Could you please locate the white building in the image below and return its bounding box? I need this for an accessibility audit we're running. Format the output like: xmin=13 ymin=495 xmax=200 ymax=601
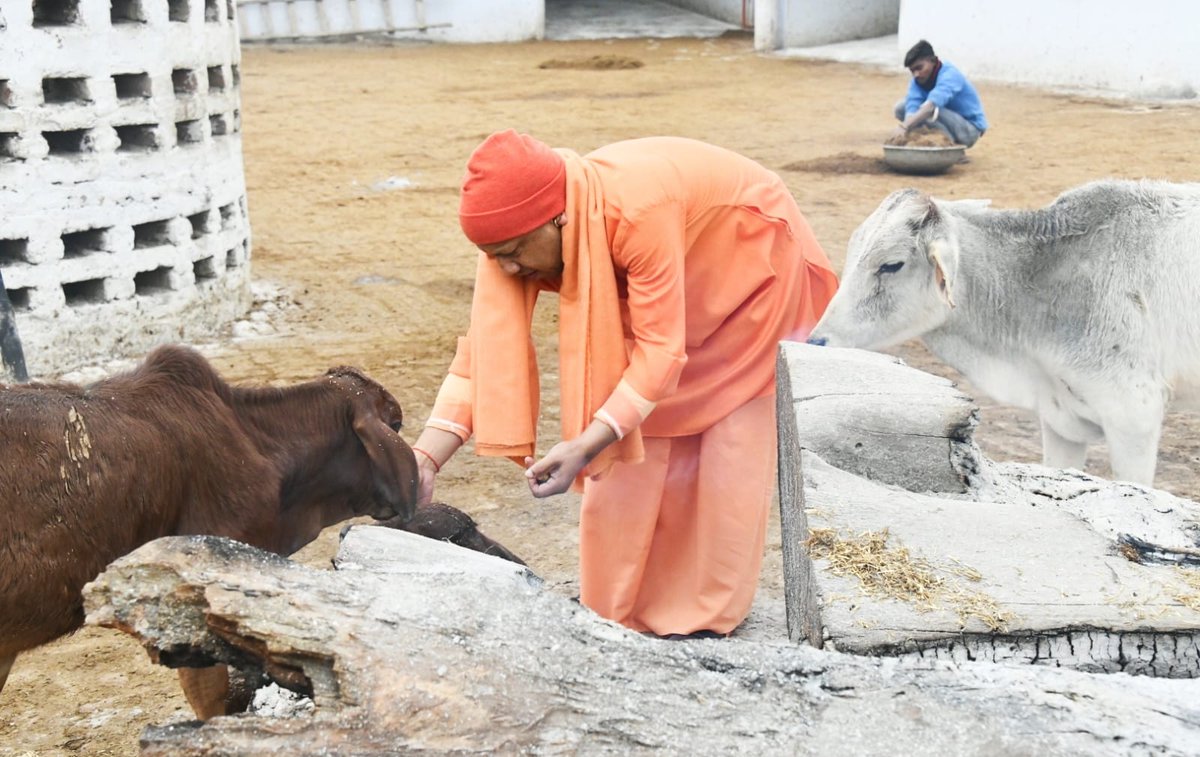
xmin=235 ymin=0 xmax=1197 ymax=100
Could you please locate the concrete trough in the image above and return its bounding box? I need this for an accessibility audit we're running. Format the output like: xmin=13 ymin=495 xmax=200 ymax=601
xmin=777 ymin=342 xmax=1200 ymax=677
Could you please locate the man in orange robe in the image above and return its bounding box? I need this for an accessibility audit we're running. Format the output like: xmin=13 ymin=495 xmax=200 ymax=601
xmin=412 ymin=130 xmax=838 ymax=637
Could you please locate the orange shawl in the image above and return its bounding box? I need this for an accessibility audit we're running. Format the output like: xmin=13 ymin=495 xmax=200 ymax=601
xmin=457 ymin=149 xmax=644 ymax=486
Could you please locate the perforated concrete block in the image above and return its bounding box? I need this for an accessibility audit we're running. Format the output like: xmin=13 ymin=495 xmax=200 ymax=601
xmin=0 ymin=0 xmax=251 ymax=376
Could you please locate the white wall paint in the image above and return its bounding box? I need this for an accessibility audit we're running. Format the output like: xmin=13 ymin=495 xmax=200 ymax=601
xmin=900 ymin=0 xmax=1200 ymax=98
xmin=773 ymin=0 xmax=899 ymax=48
xmin=664 ymin=0 xmax=751 ymax=28
xmin=237 ymin=0 xmax=543 ymax=43
xmin=0 ymin=0 xmax=251 ymax=376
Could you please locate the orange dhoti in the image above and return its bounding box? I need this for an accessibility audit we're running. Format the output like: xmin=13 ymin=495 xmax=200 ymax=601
xmin=580 ymin=394 xmax=776 ymax=635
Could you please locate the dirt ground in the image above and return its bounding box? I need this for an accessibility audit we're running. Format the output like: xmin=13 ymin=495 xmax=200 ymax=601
xmin=3 ymin=34 xmax=1200 ymax=755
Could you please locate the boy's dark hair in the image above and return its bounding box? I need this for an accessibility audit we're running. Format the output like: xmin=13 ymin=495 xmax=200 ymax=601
xmin=904 ymin=40 xmax=936 ymax=68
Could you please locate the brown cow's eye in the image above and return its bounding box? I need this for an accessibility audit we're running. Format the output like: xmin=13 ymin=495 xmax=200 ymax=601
xmin=388 ymin=420 xmax=402 ymax=432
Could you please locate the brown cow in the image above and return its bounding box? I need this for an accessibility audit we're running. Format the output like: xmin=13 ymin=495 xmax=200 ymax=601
xmin=0 ymin=344 xmax=419 ymax=715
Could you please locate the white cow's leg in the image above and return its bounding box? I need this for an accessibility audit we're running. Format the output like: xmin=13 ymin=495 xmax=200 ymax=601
xmin=1103 ymin=419 xmax=1163 ymax=486
xmin=1080 ymin=379 xmax=1161 ymax=484
xmin=1040 ymin=420 xmax=1088 ymax=471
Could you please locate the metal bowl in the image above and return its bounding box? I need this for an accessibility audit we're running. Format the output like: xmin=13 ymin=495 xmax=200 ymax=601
xmin=882 ymin=144 xmax=966 ymax=175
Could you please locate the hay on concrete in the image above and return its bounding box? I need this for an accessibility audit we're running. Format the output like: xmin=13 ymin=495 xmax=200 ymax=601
xmin=1172 ymin=568 xmax=1200 ymax=612
xmin=804 ymin=527 xmax=1010 ymax=631
xmin=1118 ymin=541 xmax=1143 ymax=563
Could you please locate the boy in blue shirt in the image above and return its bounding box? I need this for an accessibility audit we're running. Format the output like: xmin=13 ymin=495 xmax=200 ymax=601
xmin=892 ymin=40 xmax=988 ymax=148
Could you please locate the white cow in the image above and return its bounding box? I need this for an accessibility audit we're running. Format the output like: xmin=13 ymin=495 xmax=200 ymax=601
xmin=808 ymin=180 xmax=1200 ymax=485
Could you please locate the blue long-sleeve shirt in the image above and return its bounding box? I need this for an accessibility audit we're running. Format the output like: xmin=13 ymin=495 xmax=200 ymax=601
xmin=905 ymin=60 xmax=988 ymax=133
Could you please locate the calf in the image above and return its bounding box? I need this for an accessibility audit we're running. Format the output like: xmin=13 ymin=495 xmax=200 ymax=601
xmin=0 ymin=344 xmax=419 ymax=712
xmin=808 ymin=180 xmax=1200 ymax=485
xmin=357 ymin=502 xmax=527 ymax=566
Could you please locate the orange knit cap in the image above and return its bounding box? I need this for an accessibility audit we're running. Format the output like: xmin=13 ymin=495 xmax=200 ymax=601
xmin=458 ymin=130 xmax=567 ymax=246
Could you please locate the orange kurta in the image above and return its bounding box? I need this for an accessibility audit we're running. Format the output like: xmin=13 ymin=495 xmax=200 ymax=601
xmin=429 ymin=137 xmax=838 ymax=634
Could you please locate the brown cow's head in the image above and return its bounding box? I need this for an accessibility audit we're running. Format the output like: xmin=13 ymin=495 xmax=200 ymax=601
xmin=325 ymin=367 xmax=419 ymax=524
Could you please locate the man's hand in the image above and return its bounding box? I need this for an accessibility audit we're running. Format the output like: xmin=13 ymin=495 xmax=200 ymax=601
xmin=415 ymin=454 xmax=438 ymax=504
xmin=411 ymin=427 xmax=464 ymax=505
xmin=524 ymin=441 xmax=590 ymax=497
xmin=900 ymin=100 xmax=938 ymax=133
xmin=523 ymin=419 xmax=619 ymax=498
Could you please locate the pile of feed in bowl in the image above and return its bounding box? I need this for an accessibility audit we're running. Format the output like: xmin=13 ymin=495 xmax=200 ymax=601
xmin=885 ymin=127 xmax=956 ymax=147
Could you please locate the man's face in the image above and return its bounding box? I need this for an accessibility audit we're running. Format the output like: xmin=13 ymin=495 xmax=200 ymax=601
xmin=479 ymin=219 xmax=564 ymax=281
xmin=908 ymin=57 xmax=937 ymax=87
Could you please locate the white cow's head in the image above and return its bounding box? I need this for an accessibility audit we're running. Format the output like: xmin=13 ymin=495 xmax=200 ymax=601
xmin=809 ymin=189 xmax=960 ymax=350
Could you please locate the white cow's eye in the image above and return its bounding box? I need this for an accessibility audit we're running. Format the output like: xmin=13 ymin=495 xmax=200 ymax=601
xmin=877 ymin=261 xmax=905 ymax=275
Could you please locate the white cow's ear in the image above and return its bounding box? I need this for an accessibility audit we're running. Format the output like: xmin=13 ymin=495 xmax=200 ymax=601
xmin=906 ymin=195 xmax=941 ymax=233
xmin=921 ymin=197 xmax=941 ymax=226
xmin=928 ymin=240 xmax=956 ymax=309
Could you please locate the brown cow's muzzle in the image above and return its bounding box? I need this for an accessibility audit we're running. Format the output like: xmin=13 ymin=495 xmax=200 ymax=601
xmin=369 ymin=452 xmax=419 ymax=522
xmin=354 ymin=417 xmax=420 ymax=523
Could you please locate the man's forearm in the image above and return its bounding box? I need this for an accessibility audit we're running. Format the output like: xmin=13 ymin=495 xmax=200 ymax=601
xmin=901 ymin=100 xmax=937 ymax=130
xmin=573 ymin=418 xmax=619 ymax=463
xmin=413 ymin=426 xmax=465 ymax=469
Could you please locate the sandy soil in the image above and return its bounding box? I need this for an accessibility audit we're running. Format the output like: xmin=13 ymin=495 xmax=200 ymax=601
xmin=2 ymin=35 xmax=1199 ymax=755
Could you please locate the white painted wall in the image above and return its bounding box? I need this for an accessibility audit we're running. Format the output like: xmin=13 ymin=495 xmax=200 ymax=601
xmin=664 ymin=0 xmax=751 ymax=28
xmin=900 ymin=0 xmax=1200 ymax=98
xmin=0 ymin=0 xmax=251 ymax=376
xmin=758 ymin=0 xmax=899 ymax=49
xmin=237 ymin=0 xmax=543 ymax=43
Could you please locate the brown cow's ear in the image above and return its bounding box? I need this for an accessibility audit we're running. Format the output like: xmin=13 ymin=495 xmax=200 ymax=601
xmin=352 ymin=412 xmax=419 ymax=522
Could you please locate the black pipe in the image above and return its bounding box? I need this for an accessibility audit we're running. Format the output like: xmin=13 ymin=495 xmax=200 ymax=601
xmin=0 ymin=269 xmax=29 ymax=383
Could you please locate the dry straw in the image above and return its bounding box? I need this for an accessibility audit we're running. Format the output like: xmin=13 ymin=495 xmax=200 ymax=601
xmin=1172 ymin=568 xmax=1200 ymax=612
xmin=804 ymin=527 xmax=1010 ymax=631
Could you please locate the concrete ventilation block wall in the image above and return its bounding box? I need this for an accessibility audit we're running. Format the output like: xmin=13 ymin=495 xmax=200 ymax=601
xmin=0 ymin=0 xmax=251 ymax=377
